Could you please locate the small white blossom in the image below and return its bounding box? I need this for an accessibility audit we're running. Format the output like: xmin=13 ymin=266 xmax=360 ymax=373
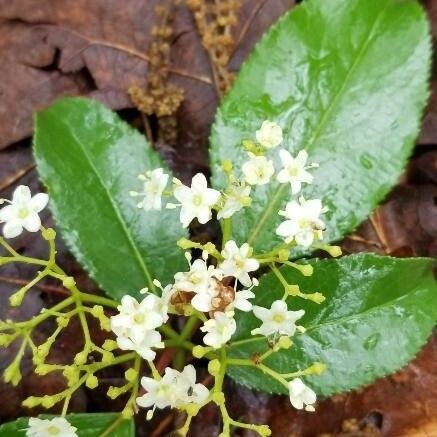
xmin=0 ymin=185 xmax=48 ymax=239
xmin=288 ymin=378 xmax=317 ymax=412
xmin=137 ymin=365 xmax=209 ymax=416
xmin=242 ymin=154 xmax=274 ymax=186
xmin=251 ymin=300 xmax=304 ymax=337
xmin=219 ymin=240 xmax=259 ymax=287
xmin=173 ymin=173 xmax=221 ymax=227
xmin=116 ymin=327 xmax=163 ymax=360
xmin=137 ymin=374 xmax=175 ymax=411
xmin=217 ymin=181 xmax=251 ymax=220
xmin=201 ymin=311 xmax=236 ymax=348
xmin=26 ymin=417 xmax=77 ymax=437
xmin=191 ymin=282 xmax=218 ymax=313
xmin=276 ymin=197 xmax=327 ymax=247
xmin=166 ymin=364 xmax=209 ymax=406
xmin=146 ymin=281 xmax=174 ymax=323
xmin=110 ymin=295 xmax=165 ymax=359
xmin=131 ymin=168 xmax=169 ymax=211
xmin=256 ymin=120 xmax=283 ymax=149
xmin=174 ymin=257 xmax=222 ymax=296
xmin=229 ymin=287 xmax=256 ymax=312
xmin=277 ymin=149 xmax=317 ymax=194
xmin=173 ymin=254 xmax=225 ymax=313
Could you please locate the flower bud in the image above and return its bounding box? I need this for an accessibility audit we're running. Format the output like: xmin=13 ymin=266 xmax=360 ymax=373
xmin=42 ymin=227 xmax=56 ymax=241
xmin=74 ymin=351 xmax=87 ymax=366
xmin=90 ymin=305 xmax=103 ymax=317
xmin=107 ymin=386 xmax=123 ymax=400
xmin=304 ymin=292 xmax=325 ymax=304
xmin=102 ymin=339 xmax=118 ymax=351
xmin=86 ymin=374 xmax=99 ymax=389
xmin=125 ymin=368 xmax=138 ymax=382
xmin=308 ymin=362 xmax=326 ymax=375
xmin=9 ymin=289 xmax=26 ymax=307
xmin=296 ymin=264 xmax=313 ymax=276
xmin=177 ymin=238 xmax=193 ymax=249
xmin=56 ymin=316 xmax=69 ymax=328
xmin=0 ymin=333 xmax=16 ymax=347
xmin=277 ymin=336 xmax=293 ymax=350
xmin=41 ymin=395 xmax=56 ymax=409
xmin=192 ymin=345 xmax=208 ymax=359
xmin=258 ymin=425 xmax=272 ymax=436
xmin=101 ymin=351 xmax=114 ymax=363
xmin=286 ymin=284 xmax=300 ymax=296
xmin=62 ymin=276 xmax=76 ymax=289
xmin=208 ymin=359 xmax=221 ymax=376
xmin=319 ymin=244 xmax=342 ymax=258
xmin=4 ymin=360 xmax=21 ymax=386
xmin=22 ymin=396 xmax=41 ymax=408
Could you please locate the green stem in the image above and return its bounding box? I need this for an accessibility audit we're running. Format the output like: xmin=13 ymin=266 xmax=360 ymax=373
xmin=79 ymin=292 xmax=119 ymax=309
xmin=221 ymin=218 xmax=232 ymax=248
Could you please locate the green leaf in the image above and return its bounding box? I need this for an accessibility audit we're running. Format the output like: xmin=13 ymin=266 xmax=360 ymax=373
xmin=210 ymin=0 xmax=431 ymax=252
xmin=227 ymin=254 xmax=437 ymax=395
xmin=34 ymin=97 xmax=187 ymax=300
xmin=0 ymin=413 xmax=134 ymax=436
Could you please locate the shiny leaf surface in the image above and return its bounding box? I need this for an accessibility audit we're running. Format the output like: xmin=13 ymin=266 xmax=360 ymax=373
xmin=210 ymin=0 xmax=431 ymax=252
xmin=227 ymin=254 xmax=437 ymax=395
xmin=0 ymin=413 xmax=134 ymax=436
xmin=35 ymin=97 xmax=187 ymax=299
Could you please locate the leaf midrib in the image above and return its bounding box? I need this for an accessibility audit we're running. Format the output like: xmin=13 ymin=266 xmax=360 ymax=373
xmin=229 ymin=281 xmax=428 ymax=349
xmin=246 ymin=3 xmax=390 ymax=246
xmin=59 ymin=116 xmax=155 ymax=290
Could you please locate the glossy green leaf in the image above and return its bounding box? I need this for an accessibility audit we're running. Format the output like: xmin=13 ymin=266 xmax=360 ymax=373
xmin=210 ymin=0 xmax=431 ymax=252
xmin=227 ymin=254 xmax=437 ymax=395
xmin=0 ymin=413 xmax=134 ymax=436
xmin=35 ymin=97 xmax=187 ymax=300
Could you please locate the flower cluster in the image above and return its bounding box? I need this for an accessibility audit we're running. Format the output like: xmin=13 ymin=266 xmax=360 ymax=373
xmin=130 ymin=119 xmax=325 ymax=249
xmin=137 ymin=364 xmax=209 ymax=419
xmin=1 ymin=120 xmax=338 ymax=437
xmin=110 ymin=290 xmax=169 ymax=360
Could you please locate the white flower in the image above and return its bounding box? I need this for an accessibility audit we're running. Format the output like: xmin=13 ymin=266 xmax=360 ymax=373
xmin=230 ymin=288 xmax=255 ymax=312
xmin=166 ymin=365 xmax=209 ymax=406
xmin=131 ymin=168 xmax=169 ymax=211
xmin=277 ymin=149 xmax=317 ymax=194
xmin=242 ymin=154 xmax=274 ymax=186
xmin=116 ymin=327 xmax=163 ymax=360
xmin=111 ymin=295 xmax=165 ymax=335
xmin=276 ymin=197 xmax=327 ymax=247
xmin=26 ymin=417 xmax=77 ymax=437
xmin=190 ymin=283 xmax=217 ymax=313
xmin=288 ymin=378 xmax=317 ymax=412
xmin=137 ymin=365 xmax=209 ymax=415
xmin=137 ymin=374 xmax=176 ymax=411
xmin=217 ymin=181 xmax=251 ymax=220
xmin=173 ymin=173 xmax=221 ymax=227
xmin=174 ymin=258 xmax=221 ymax=296
xmin=154 ymin=284 xmax=174 ymax=322
xmin=201 ymin=311 xmax=236 ymax=348
xmin=219 ymin=241 xmax=259 ymax=287
xmin=110 ymin=295 xmax=165 ymax=359
xmin=256 ymin=120 xmax=283 ymax=149
xmin=251 ymin=300 xmax=304 ymax=337
xmin=0 ymin=185 xmax=48 ymax=239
